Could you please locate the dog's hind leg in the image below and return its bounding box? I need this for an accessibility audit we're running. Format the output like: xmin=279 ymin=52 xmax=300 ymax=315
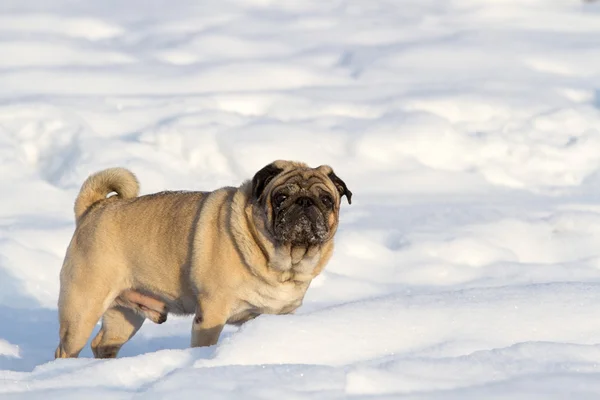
xmin=91 ymin=305 xmax=145 ymax=359
xmin=55 ymin=284 xmax=115 ymax=359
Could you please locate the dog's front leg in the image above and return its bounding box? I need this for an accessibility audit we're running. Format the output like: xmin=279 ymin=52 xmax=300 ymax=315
xmin=191 ymin=296 xmax=231 ymax=347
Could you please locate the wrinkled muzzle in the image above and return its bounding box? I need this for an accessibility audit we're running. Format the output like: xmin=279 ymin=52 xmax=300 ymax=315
xmin=274 ymin=197 xmax=329 ymax=245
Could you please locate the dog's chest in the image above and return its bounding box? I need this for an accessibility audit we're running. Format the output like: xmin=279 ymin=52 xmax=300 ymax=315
xmin=227 ymin=247 xmax=321 ymax=324
xmin=231 ymin=280 xmax=308 ymax=322
xmin=251 ymin=249 xmax=320 ymax=313
xmin=251 ymin=280 xmax=307 ymax=314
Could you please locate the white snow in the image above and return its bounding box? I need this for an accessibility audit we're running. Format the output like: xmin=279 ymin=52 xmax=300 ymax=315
xmin=1 ymin=0 xmax=600 ymax=398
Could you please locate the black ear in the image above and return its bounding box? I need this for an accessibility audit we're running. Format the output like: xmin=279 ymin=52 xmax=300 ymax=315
xmin=328 ymin=171 xmax=352 ymax=205
xmin=252 ymin=163 xmax=284 ymax=200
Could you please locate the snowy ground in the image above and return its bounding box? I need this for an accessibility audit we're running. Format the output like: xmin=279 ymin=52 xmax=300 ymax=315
xmin=1 ymin=0 xmax=600 ymax=398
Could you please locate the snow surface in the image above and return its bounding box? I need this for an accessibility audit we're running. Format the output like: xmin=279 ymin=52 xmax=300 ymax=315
xmin=1 ymin=0 xmax=600 ymax=398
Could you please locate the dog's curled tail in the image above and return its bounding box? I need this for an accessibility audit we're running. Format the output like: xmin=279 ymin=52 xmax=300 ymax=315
xmin=74 ymin=167 xmax=139 ymax=221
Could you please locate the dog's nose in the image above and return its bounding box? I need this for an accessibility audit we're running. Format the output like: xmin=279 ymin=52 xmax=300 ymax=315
xmin=296 ymin=196 xmax=314 ymax=208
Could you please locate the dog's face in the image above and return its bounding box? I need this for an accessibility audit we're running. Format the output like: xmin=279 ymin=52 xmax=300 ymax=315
xmin=252 ymin=160 xmax=352 ymax=246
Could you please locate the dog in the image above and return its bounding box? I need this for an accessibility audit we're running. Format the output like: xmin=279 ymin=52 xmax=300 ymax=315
xmin=55 ymin=160 xmax=352 ymax=359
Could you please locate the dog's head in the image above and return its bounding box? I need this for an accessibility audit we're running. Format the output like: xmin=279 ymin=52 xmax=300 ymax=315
xmin=252 ymin=160 xmax=352 ymax=246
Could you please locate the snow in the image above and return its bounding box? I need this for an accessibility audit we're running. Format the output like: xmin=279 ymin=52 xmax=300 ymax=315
xmin=1 ymin=0 xmax=600 ymax=398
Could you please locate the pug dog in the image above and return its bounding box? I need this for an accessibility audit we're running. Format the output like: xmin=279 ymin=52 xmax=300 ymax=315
xmin=55 ymin=160 xmax=352 ymax=359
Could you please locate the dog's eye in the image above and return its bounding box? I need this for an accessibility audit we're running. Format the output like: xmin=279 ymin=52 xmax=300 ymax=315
xmin=320 ymin=195 xmax=333 ymax=208
xmin=273 ymin=194 xmax=287 ymax=208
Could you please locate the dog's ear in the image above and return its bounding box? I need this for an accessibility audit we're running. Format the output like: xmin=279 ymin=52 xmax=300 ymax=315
xmin=328 ymin=171 xmax=352 ymax=205
xmin=252 ymin=163 xmax=284 ymax=200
